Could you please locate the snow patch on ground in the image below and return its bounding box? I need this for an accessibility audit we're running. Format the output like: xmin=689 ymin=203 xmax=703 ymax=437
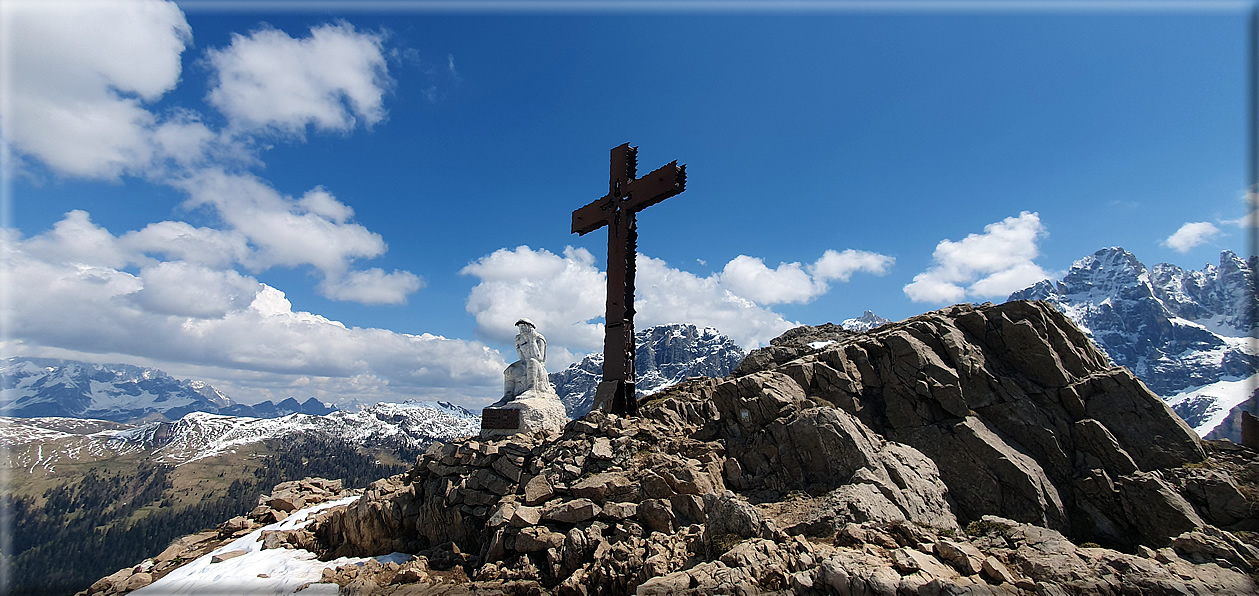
xmin=135 ymin=496 xmax=407 ymax=595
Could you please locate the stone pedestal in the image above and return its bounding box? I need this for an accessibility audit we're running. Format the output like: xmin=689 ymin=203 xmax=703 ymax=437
xmin=481 ymin=389 xmax=568 ymax=439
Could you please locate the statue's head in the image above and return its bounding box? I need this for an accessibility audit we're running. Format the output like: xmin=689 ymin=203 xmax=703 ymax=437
xmin=515 ymin=318 xmax=536 ymax=330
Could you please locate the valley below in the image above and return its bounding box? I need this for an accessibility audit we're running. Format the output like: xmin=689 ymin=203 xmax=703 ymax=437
xmin=0 ymin=406 xmax=461 ymax=595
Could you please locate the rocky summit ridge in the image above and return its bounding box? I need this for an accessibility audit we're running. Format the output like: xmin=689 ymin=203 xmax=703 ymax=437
xmin=87 ymin=301 xmax=1259 ymax=595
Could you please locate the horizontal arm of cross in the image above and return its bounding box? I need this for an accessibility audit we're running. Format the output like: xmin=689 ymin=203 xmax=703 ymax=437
xmin=571 ymin=196 xmax=611 ymax=236
xmin=621 ymin=161 xmax=686 ymax=212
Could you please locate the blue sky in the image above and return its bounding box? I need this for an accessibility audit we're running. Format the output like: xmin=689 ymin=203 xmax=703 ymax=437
xmin=2 ymin=1 xmax=1255 ymax=409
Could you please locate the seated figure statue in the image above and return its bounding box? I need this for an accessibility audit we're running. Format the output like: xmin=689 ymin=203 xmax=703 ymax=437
xmin=498 ymin=318 xmax=553 ymax=404
xmin=482 ymin=318 xmax=567 ymax=437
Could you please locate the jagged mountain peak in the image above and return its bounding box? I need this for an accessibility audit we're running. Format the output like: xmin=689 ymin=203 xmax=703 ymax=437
xmin=1061 ymin=246 xmax=1149 ymax=293
xmin=1007 ymin=247 xmax=1258 ymax=439
xmin=550 ymin=323 xmax=745 ymax=418
xmin=1150 ymin=250 xmax=1257 ymax=336
xmin=840 ymin=310 xmax=892 ymax=332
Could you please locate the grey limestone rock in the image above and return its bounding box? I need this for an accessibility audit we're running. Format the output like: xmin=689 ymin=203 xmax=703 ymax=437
xmin=733 ymin=300 xmax=1207 ymax=549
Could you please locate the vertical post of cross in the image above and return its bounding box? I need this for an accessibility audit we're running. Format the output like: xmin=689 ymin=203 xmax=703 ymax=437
xmin=571 ymin=144 xmax=687 ymax=416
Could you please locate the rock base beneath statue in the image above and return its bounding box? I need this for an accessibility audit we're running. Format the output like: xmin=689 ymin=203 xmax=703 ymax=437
xmin=480 ymin=389 xmax=568 ymax=439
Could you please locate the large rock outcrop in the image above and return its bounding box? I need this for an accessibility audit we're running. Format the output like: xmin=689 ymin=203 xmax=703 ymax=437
xmin=740 ymin=301 xmax=1207 ymax=548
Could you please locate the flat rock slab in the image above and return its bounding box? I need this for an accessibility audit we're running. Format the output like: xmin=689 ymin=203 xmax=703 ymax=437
xmin=544 ymin=498 xmax=601 ymax=523
xmin=210 ymin=550 xmax=248 ymax=564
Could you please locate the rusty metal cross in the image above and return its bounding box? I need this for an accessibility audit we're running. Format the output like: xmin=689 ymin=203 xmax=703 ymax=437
xmin=572 ymin=144 xmax=686 ymax=416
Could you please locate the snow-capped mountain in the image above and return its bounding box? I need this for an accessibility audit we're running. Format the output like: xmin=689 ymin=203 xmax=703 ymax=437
xmin=0 ymin=416 xmax=143 ymax=473
xmin=2 ymin=400 xmax=478 ymax=470
xmin=551 ymin=324 xmax=745 ymax=418
xmin=1008 ymin=248 xmax=1258 ymax=438
xmin=1 ymin=357 xmax=335 ymax=422
xmin=112 ymin=400 xmax=478 ymax=464
xmin=841 ymin=311 xmax=892 ymax=332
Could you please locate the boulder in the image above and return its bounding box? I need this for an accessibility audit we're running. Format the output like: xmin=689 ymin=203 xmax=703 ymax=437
xmin=543 ymin=498 xmax=601 ymax=524
xmin=1181 ymin=469 xmax=1252 ymax=527
xmin=934 ymin=539 xmax=985 ymax=575
xmin=122 ymin=572 xmax=153 ymax=591
xmin=513 ymin=527 xmax=565 ymax=553
xmin=638 ymin=499 xmax=677 ymax=534
xmin=523 ymin=474 xmax=554 ymax=505
xmin=509 ymin=506 xmax=542 ymax=528
xmin=1118 ymin=472 xmax=1205 ymax=547
xmin=210 ymin=550 xmax=247 ymax=563
xmin=571 ymin=472 xmax=636 ymax=503
xmin=701 ymin=492 xmax=763 ymax=541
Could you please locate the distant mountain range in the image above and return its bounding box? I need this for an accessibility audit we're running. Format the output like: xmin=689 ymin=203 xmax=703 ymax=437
xmin=1 ymin=357 xmax=335 ymax=422
xmin=1009 ymin=247 xmax=1258 ymax=439
xmin=1 ymin=400 xmax=477 ymax=472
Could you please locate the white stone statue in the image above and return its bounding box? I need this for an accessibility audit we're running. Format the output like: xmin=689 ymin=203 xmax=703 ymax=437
xmin=483 ymin=318 xmax=568 ymax=438
xmin=499 ymin=318 xmax=554 ymax=402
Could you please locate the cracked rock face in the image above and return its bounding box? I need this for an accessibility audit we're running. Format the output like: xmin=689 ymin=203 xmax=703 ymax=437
xmin=89 ymin=301 xmax=1259 ymax=596
xmin=744 ymin=301 xmax=1207 ymax=548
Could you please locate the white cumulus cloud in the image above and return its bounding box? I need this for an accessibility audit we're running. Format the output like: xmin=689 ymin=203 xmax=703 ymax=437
xmin=461 ymin=246 xmax=608 ymax=355
xmin=636 ymin=255 xmax=796 ymax=350
xmin=132 ymin=262 xmax=263 ymax=319
xmin=1164 ymin=221 xmax=1221 ymax=253
xmin=205 ymin=22 xmax=391 ymax=135
xmin=810 ymin=249 xmax=895 ymax=282
xmin=171 ymin=169 xmax=421 ymax=304
xmin=718 ymin=249 xmax=895 ymax=306
xmin=319 ymin=269 xmax=424 ymax=305
xmin=121 ymin=221 xmax=251 ymax=270
xmin=719 ymin=256 xmax=819 ymax=305
xmin=461 ymin=245 xmax=891 ymax=361
xmin=0 ymin=0 xmax=193 ymax=179
xmin=904 ymin=211 xmax=1054 ymax=303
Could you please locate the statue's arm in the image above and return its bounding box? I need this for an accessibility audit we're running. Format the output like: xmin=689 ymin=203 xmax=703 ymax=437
xmin=539 ymin=335 xmax=547 ymax=362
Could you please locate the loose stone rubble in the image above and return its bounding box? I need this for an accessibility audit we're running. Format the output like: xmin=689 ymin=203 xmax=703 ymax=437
xmin=84 ymin=301 xmax=1259 ymax=595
